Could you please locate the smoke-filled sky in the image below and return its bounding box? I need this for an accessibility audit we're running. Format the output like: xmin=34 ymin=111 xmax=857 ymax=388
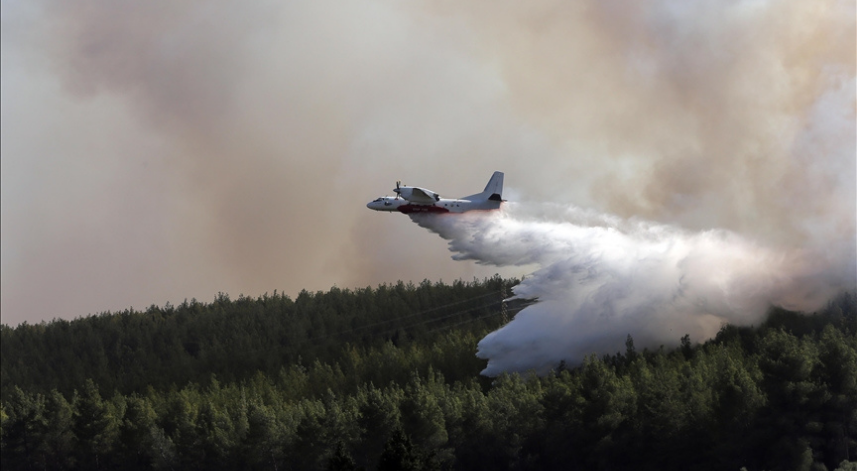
xmin=2 ymin=0 xmax=855 ymax=331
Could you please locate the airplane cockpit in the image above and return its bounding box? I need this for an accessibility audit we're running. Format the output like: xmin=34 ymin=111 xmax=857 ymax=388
xmin=367 ymin=196 xmax=406 ymax=211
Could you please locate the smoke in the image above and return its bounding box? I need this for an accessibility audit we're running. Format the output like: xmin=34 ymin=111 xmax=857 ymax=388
xmin=1 ymin=0 xmax=516 ymax=325
xmin=2 ymin=0 xmax=854 ymax=328
xmin=413 ymin=201 xmax=852 ymax=375
xmin=405 ymin=1 xmax=855 ymax=375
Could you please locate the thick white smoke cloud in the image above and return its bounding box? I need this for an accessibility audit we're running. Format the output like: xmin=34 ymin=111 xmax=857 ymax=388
xmin=400 ymin=0 xmax=856 ymax=376
xmin=2 ymin=0 xmax=854 ymax=328
xmin=413 ymin=201 xmax=854 ymax=375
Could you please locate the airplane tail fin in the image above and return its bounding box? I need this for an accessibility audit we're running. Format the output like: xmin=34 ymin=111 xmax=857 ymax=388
xmin=483 ymin=171 xmax=504 ymax=202
xmin=463 ymin=171 xmax=504 ymax=203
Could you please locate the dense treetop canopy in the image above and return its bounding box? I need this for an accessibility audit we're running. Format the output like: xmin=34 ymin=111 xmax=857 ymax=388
xmin=1 ymin=279 xmax=855 ymax=470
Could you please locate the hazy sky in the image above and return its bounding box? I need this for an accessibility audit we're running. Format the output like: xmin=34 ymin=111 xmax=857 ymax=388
xmin=2 ymin=0 xmax=854 ymax=326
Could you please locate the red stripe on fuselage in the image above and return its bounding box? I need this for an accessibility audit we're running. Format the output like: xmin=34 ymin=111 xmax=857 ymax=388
xmin=397 ymin=204 xmax=450 ymax=214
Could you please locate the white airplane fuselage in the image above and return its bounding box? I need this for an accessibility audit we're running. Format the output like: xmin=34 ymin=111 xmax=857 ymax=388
xmin=366 ymin=196 xmax=498 ymax=214
xmin=367 ymin=171 xmax=504 ymax=215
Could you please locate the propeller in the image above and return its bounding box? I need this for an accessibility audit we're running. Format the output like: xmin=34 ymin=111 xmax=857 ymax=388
xmin=394 ymin=181 xmax=402 ymax=199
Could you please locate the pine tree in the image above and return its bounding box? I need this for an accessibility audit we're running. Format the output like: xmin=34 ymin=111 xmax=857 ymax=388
xmin=377 ymin=429 xmax=420 ymax=471
xmin=42 ymin=390 xmax=75 ymax=470
xmin=2 ymin=387 xmax=46 ymax=470
xmin=327 ymin=442 xmax=358 ymax=471
xmin=72 ymin=379 xmax=117 ymax=469
xmin=117 ymin=395 xmax=157 ymax=470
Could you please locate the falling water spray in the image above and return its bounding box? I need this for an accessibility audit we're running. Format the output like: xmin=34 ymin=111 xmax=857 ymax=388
xmin=412 ymin=202 xmax=851 ymax=375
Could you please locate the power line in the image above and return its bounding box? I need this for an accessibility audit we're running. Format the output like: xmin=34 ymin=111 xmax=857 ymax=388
xmin=427 ymin=301 xmax=539 ymax=334
xmin=307 ymin=291 xmax=502 ymax=341
xmin=374 ymin=301 xmax=505 ymax=337
xmin=309 ymin=288 xmax=539 ymax=342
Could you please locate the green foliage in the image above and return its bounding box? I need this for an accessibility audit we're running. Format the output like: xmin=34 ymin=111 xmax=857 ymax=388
xmin=43 ymin=390 xmax=76 ymax=470
xmin=377 ymin=428 xmax=438 ymax=471
xmin=1 ymin=277 xmax=513 ymax=400
xmin=2 ymin=387 xmax=47 ymax=470
xmin=835 ymin=461 xmax=857 ymax=471
xmin=1 ymin=284 xmax=854 ymax=470
xmin=326 ymin=442 xmax=358 ymax=471
xmin=72 ymin=379 xmax=118 ymax=469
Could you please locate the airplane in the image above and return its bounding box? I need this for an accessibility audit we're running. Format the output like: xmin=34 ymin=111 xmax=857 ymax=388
xmin=367 ymin=171 xmax=504 ymax=214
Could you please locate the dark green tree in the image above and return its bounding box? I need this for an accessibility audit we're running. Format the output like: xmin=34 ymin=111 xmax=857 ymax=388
xmin=355 ymin=384 xmax=401 ymax=469
xmin=377 ymin=429 xmax=422 ymax=471
xmin=577 ymin=356 xmax=637 ymax=468
xmin=242 ymin=400 xmax=284 ymax=470
xmin=1 ymin=387 xmax=46 ymax=470
xmin=72 ymin=379 xmax=118 ymax=469
xmin=116 ymin=395 xmax=157 ymax=470
xmin=159 ymin=389 xmax=201 ymax=469
xmin=42 ymin=390 xmax=75 ymax=470
xmin=327 ymin=441 xmax=358 ymax=471
xmin=400 ymin=374 xmax=448 ymax=452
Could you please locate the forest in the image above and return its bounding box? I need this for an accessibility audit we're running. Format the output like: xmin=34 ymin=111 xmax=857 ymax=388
xmin=1 ymin=277 xmax=855 ymax=471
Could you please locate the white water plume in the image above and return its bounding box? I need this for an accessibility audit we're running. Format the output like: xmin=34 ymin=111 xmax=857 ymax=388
xmin=412 ymin=203 xmax=850 ymax=375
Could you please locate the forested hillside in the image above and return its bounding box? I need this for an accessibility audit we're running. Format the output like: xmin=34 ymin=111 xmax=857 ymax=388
xmin=1 ymin=280 xmax=855 ymax=471
xmin=1 ymin=277 xmax=518 ymax=399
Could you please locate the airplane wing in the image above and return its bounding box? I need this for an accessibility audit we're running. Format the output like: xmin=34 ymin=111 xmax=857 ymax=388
xmin=405 ymin=187 xmax=440 ymax=204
